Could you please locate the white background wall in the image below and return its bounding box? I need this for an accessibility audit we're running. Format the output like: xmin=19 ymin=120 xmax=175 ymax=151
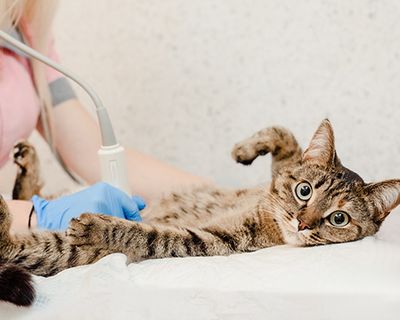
xmin=2 ymin=0 xmax=400 ymax=195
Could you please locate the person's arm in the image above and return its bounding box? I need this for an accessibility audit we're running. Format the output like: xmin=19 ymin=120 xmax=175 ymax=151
xmin=6 ymin=200 xmax=37 ymax=233
xmin=8 ymin=182 xmax=145 ymax=232
xmin=47 ymin=99 xmax=209 ymax=203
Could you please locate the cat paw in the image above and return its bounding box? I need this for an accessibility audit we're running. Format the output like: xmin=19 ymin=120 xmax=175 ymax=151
xmin=231 ymin=139 xmax=267 ymax=165
xmin=66 ymin=213 xmax=113 ymax=246
xmin=13 ymin=140 xmax=37 ymax=169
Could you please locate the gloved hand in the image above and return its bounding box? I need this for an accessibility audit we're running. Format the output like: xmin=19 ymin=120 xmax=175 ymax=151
xmin=31 ymin=182 xmax=146 ymax=231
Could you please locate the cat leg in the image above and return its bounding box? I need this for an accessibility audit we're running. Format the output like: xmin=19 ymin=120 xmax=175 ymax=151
xmin=12 ymin=141 xmax=43 ymax=200
xmin=231 ymin=126 xmax=302 ymax=173
xmin=66 ymin=214 xmax=245 ymax=261
xmin=0 ymin=195 xmax=12 ymax=245
xmin=66 ymin=212 xmax=283 ymax=262
xmin=0 ymin=195 xmax=109 ymax=277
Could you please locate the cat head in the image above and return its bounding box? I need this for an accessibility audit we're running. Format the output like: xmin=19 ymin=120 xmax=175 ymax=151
xmin=272 ymin=119 xmax=400 ymax=246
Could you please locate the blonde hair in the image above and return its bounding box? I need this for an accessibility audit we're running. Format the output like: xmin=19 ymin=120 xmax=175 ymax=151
xmin=1 ymin=0 xmax=58 ymax=146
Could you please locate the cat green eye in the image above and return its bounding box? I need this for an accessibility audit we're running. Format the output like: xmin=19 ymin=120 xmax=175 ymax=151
xmin=328 ymin=211 xmax=350 ymax=227
xmin=295 ymin=182 xmax=313 ymax=201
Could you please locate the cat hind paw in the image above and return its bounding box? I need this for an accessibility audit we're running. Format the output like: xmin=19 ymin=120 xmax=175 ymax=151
xmin=13 ymin=140 xmax=37 ymax=169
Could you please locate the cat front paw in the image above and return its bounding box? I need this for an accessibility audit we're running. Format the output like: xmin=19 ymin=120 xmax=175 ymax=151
xmin=66 ymin=213 xmax=113 ymax=246
xmin=231 ymin=140 xmax=264 ymax=165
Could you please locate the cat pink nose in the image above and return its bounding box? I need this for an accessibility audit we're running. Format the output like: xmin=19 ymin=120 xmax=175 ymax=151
xmin=297 ymin=219 xmax=310 ymax=231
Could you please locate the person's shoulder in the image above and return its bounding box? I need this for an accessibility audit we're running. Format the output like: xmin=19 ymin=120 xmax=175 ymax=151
xmin=0 ymin=26 xmax=30 ymax=57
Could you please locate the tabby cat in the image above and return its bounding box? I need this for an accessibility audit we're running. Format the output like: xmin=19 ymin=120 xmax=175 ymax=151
xmin=1 ymin=119 xmax=399 ymax=306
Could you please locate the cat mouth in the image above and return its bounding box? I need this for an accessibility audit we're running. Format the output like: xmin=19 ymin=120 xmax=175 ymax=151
xmin=283 ymin=218 xmax=324 ymax=245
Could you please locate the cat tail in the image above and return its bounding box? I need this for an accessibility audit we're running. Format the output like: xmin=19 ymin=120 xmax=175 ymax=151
xmin=0 ymin=263 xmax=35 ymax=306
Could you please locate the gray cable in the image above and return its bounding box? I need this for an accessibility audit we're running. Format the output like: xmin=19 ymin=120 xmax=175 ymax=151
xmin=0 ymin=29 xmax=117 ymax=147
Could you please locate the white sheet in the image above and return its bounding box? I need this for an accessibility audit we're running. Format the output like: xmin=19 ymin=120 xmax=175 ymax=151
xmin=1 ymin=211 xmax=400 ymax=320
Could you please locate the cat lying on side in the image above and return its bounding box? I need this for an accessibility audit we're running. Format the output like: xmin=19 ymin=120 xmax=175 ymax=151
xmin=1 ymin=119 xmax=399 ymax=306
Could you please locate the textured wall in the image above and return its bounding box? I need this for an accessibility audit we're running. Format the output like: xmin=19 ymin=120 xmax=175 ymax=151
xmin=2 ymin=0 xmax=400 ymax=194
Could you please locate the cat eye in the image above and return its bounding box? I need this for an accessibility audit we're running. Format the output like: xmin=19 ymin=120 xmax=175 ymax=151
xmin=328 ymin=211 xmax=350 ymax=227
xmin=295 ymin=182 xmax=313 ymax=201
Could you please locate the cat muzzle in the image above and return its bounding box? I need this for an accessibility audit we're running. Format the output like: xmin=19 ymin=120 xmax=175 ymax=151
xmin=297 ymin=220 xmax=310 ymax=231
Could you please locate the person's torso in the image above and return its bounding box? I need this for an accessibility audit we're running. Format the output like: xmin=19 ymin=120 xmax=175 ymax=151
xmin=0 ymin=28 xmax=41 ymax=167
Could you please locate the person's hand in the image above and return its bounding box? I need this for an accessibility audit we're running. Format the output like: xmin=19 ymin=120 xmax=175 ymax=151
xmin=31 ymin=182 xmax=146 ymax=231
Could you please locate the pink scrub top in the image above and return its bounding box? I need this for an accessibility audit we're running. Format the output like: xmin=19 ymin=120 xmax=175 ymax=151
xmin=0 ymin=27 xmax=75 ymax=167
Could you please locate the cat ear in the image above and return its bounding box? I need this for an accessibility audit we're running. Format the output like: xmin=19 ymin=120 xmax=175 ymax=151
xmin=302 ymin=119 xmax=338 ymax=167
xmin=365 ymin=179 xmax=400 ymax=223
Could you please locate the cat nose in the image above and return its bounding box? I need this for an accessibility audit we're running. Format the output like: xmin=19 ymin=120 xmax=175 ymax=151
xmin=297 ymin=219 xmax=311 ymax=231
xmin=297 ymin=214 xmax=321 ymax=231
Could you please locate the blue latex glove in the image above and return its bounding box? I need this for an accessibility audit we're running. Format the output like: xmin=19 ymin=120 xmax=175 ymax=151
xmin=31 ymin=182 xmax=146 ymax=231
